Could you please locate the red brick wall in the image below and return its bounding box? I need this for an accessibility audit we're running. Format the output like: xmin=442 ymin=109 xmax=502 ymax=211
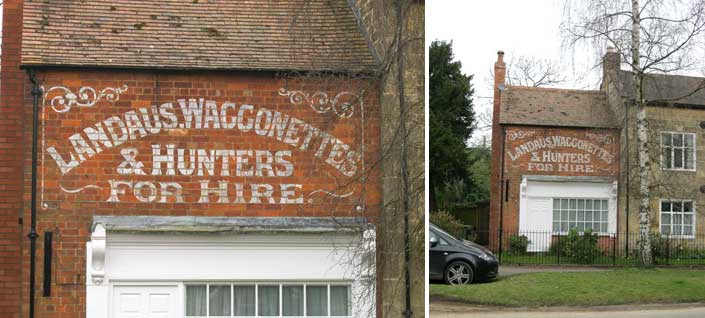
xmin=489 ymin=125 xmax=620 ymax=249
xmin=0 ymin=0 xmax=25 ymax=317
xmin=25 ymin=68 xmax=381 ymax=317
xmin=488 ymin=52 xmax=506 ymax=251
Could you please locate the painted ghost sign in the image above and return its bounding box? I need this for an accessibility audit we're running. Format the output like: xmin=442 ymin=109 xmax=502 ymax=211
xmin=505 ymin=128 xmax=618 ymax=175
xmin=40 ymin=77 xmax=376 ymax=211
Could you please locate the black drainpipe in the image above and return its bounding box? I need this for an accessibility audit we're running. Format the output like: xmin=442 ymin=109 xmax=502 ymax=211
xmin=498 ymin=127 xmax=506 ymax=263
xmin=28 ymin=68 xmax=42 ymax=318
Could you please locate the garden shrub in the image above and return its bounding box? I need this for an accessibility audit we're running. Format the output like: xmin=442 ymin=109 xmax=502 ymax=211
xmin=549 ymin=228 xmax=602 ymax=264
xmin=430 ymin=210 xmax=465 ymax=239
xmin=508 ymin=235 xmax=530 ymax=255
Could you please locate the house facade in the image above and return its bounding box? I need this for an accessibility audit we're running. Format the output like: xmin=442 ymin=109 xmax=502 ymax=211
xmin=490 ymin=50 xmax=705 ymax=252
xmin=0 ymin=1 xmax=424 ymax=318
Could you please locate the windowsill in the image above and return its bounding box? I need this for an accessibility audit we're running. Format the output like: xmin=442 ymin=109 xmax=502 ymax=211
xmin=660 ymin=234 xmax=696 ymax=239
xmin=552 ymin=232 xmax=614 ymax=237
xmin=661 ymin=168 xmax=696 ymax=172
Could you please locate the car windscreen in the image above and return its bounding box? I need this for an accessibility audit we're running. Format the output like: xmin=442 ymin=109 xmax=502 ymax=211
xmin=431 ymin=224 xmax=459 ymax=242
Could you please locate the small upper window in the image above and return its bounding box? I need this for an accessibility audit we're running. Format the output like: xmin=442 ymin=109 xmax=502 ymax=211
xmin=661 ymin=132 xmax=695 ymax=170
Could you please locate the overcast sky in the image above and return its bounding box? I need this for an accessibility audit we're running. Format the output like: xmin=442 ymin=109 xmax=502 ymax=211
xmin=427 ymin=0 xmax=598 ymax=145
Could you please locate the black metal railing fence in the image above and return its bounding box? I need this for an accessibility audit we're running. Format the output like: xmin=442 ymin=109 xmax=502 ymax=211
xmin=467 ymin=230 xmax=705 ymax=266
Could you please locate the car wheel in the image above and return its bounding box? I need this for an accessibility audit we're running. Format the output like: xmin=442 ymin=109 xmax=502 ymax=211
xmin=444 ymin=261 xmax=473 ymax=285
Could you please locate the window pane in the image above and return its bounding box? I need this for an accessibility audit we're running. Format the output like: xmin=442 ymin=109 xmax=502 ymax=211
xmin=553 ymin=222 xmax=560 ymax=232
xmin=662 ymin=214 xmax=671 ymax=225
xmin=684 ymin=225 xmax=693 ymax=236
xmin=585 ymin=211 xmax=593 ymax=223
xmin=553 ymin=210 xmax=560 ymax=221
xmin=602 ymin=200 xmax=608 ymax=211
xmin=569 ymin=211 xmax=577 ymax=223
xmin=306 ymin=285 xmax=328 ymax=316
xmin=258 ymin=286 xmax=280 ymax=316
xmin=330 ymin=286 xmax=350 ymax=316
xmin=561 ymin=221 xmax=568 ymax=232
xmin=685 ymin=134 xmax=694 ymax=147
xmin=601 ymin=223 xmax=608 ymax=233
xmin=561 ymin=210 xmax=568 ymax=222
xmin=675 ymin=148 xmax=683 ymax=168
xmin=673 ymin=202 xmax=682 ymax=212
xmin=561 ymin=199 xmax=569 ymax=210
xmin=685 ymin=148 xmax=694 ymax=169
xmin=601 ymin=211 xmax=608 ymax=223
xmin=186 ymin=285 xmax=207 ymax=316
xmin=578 ymin=222 xmax=585 ymax=231
xmin=569 ymin=199 xmax=577 ymax=210
xmin=684 ymin=214 xmax=693 ymax=226
xmin=674 ymin=133 xmax=683 ymax=146
xmin=664 ymin=147 xmax=672 ymax=168
xmin=234 ymin=286 xmax=256 ymax=316
xmin=282 ymin=285 xmax=304 ymax=316
xmin=661 ymin=201 xmax=671 ymax=212
xmin=209 ymin=285 xmax=231 ymax=316
xmin=662 ymin=133 xmax=672 ymax=146
xmin=577 ymin=199 xmax=585 ymax=210
xmin=674 ymin=225 xmax=683 ymax=235
xmin=553 ymin=199 xmax=560 ymax=209
xmin=683 ymin=201 xmax=693 ymax=212
xmin=586 ymin=200 xmax=593 ymax=211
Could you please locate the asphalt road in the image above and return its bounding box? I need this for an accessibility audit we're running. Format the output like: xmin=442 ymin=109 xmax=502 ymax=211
xmin=430 ymin=302 xmax=705 ymax=318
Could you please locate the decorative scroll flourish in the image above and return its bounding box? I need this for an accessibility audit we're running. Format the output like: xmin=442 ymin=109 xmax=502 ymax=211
xmin=60 ymin=184 xmax=101 ymax=194
xmin=507 ymin=130 xmax=535 ymax=140
xmin=307 ymin=189 xmax=354 ymax=203
xmin=586 ymin=133 xmax=614 ymax=144
xmin=278 ymin=88 xmax=360 ymax=118
xmin=43 ymin=85 xmax=128 ymax=113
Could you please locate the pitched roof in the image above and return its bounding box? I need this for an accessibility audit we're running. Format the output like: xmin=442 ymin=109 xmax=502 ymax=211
xmin=499 ymin=86 xmax=620 ymax=128
xmin=21 ymin=0 xmax=377 ymax=72
xmin=619 ymin=71 xmax=705 ymax=107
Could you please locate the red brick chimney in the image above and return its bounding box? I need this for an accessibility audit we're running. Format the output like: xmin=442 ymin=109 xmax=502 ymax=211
xmin=489 ymin=50 xmax=506 ymax=251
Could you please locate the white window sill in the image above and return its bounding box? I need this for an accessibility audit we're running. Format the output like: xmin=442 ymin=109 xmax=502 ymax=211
xmin=660 ymin=234 xmax=696 ymax=239
xmin=661 ymin=168 xmax=696 ymax=172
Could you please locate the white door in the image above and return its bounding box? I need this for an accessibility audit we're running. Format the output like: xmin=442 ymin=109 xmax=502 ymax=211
xmin=112 ymin=286 xmax=179 ymax=318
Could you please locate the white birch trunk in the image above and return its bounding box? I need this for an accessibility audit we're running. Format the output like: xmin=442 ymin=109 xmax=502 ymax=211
xmin=632 ymin=0 xmax=653 ymax=267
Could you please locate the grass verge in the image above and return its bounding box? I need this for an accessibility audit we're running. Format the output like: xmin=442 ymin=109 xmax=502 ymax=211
xmin=501 ymin=254 xmax=705 ymax=266
xmin=430 ymin=268 xmax=705 ymax=307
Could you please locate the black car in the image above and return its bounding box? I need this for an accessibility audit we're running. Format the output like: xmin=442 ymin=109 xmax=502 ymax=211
xmin=429 ymin=223 xmax=499 ymax=285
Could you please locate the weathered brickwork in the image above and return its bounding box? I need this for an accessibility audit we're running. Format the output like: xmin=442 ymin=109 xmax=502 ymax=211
xmin=21 ymin=68 xmax=381 ymax=318
xmin=490 ymin=125 xmax=620 ymax=247
xmin=0 ymin=0 xmax=26 ymax=317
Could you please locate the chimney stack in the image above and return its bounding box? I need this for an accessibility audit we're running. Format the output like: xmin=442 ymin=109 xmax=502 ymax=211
xmin=603 ymin=47 xmax=620 ymax=74
xmin=493 ymin=50 xmax=506 ymax=120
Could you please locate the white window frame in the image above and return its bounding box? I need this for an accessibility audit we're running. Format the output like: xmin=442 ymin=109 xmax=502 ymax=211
xmin=659 ymin=199 xmax=696 ymax=239
xmin=184 ymin=282 xmax=353 ymax=318
xmin=660 ymin=131 xmax=696 ymax=171
xmin=551 ymin=197 xmax=611 ymax=235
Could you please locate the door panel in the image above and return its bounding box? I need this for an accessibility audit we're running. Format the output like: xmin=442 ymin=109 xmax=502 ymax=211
xmin=113 ymin=286 xmax=178 ymax=318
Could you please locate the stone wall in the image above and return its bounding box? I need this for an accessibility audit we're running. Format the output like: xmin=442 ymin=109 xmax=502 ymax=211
xmin=352 ymin=0 xmax=426 ymax=317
